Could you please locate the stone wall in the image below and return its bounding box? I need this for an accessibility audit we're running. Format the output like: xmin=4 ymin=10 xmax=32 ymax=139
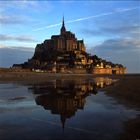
xmin=92 ymin=68 xmax=126 ymax=74
xmin=58 ymin=68 xmax=86 ymax=74
xmin=55 ymin=67 xmax=126 ymax=74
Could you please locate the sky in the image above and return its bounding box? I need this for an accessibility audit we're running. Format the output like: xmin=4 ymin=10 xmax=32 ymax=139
xmin=0 ymin=0 xmax=140 ymax=73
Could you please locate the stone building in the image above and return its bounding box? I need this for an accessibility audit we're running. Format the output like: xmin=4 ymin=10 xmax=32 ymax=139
xmin=44 ymin=17 xmax=85 ymax=52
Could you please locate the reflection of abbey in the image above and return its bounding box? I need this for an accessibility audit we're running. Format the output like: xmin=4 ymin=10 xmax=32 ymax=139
xmin=31 ymin=78 xmax=113 ymax=129
xmin=13 ymin=17 xmax=126 ymax=74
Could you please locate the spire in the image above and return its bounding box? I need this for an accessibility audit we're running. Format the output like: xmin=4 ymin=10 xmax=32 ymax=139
xmin=60 ymin=16 xmax=66 ymax=34
xmin=62 ymin=16 xmax=65 ymax=27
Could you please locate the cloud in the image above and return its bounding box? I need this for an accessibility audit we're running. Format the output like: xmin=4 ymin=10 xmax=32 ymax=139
xmin=33 ymin=22 xmax=62 ymax=31
xmin=0 ymin=45 xmax=34 ymax=52
xmin=93 ymin=38 xmax=140 ymax=52
xmin=0 ymin=15 xmax=26 ymax=25
xmin=0 ymin=1 xmax=53 ymax=25
xmin=101 ymin=25 xmax=140 ymax=37
xmin=0 ymin=1 xmax=53 ymax=13
xmin=82 ymin=25 xmax=140 ymax=38
xmin=0 ymin=34 xmax=37 ymax=42
xmin=0 ymin=45 xmax=34 ymax=68
xmin=32 ymin=6 xmax=139 ymax=31
xmin=0 ymin=44 xmax=6 ymax=48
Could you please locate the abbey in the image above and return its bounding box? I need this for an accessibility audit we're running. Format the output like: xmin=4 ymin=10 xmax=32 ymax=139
xmin=45 ymin=17 xmax=85 ymax=52
xmin=22 ymin=17 xmax=92 ymax=70
xmin=13 ymin=17 xmax=126 ymax=74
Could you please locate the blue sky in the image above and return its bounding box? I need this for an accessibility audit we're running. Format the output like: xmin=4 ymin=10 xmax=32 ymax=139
xmin=0 ymin=0 xmax=140 ymax=73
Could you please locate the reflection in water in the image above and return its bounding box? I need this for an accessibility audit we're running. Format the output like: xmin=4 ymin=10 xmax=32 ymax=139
xmin=1 ymin=77 xmax=139 ymax=140
xmin=29 ymin=78 xmax=115 ymax=129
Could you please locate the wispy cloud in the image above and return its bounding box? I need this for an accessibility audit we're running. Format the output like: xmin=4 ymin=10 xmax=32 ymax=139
xmin=33 ymin=22 xmax=62 ymax=31
xmin=0 ymin=44 xmax=6 ymax=48
xmin=93 ymin=38 xmax=140 ymax=52
xmin=82 ymin=25 xmax=140 ymax=38
xmin=0 ymin=1 xmax=53 ymax=25
xmin=1 ymin=45 xmax=35 ymax=53
xmin=0 ymin=15 xmax=26 ymax=25
xmin=0 ymin=1 xmax=53 ymax=13
xmin=33 ymin=7 xmax=139 ymax=31
xmin=0 ymin=44 xmax=34 ymax=52
xmin=0 ymin=34 xmax=37 ymax=42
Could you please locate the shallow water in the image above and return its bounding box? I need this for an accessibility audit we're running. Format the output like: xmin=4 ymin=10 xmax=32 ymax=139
xmin=0 ymin=78 xmax=139 ymax=140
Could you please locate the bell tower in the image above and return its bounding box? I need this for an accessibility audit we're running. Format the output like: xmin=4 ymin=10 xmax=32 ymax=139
xmin=60 ymin=16 xmax=66 ymax=35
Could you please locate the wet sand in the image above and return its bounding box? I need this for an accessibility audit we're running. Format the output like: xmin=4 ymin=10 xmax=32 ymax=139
xmin=104 ymin=74 xmax=140 ymax=108
xmin=103 ymin=74 xmax=140 ymax=140
xmin=0 ymin=71 xmax=94 ymax=81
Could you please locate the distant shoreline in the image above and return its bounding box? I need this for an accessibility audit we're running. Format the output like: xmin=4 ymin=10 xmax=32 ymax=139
xmin=0 ymin=71 xmax=101 ymax=81
xmin=0 ymin=70 xmax=140 ymax=82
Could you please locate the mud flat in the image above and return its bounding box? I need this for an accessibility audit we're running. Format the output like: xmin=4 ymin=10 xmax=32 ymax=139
xmin=0 ymin=72 xmax=93 ymax=82
xmin=103 ymin=74 xmax=140 ymax=108
xmin=103 ymin=74 xmax=140 ymax=140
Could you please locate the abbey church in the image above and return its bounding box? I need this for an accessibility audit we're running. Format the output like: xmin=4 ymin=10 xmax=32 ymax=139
xmin=13 ymin=17 xmax=126 ymax=74
xmin=45 ymin=17 xmax=85 ymax=52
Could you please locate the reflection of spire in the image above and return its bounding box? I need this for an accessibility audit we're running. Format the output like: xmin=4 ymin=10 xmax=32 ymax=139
xmin=60 ymin=115 xmax=66 ymax=132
